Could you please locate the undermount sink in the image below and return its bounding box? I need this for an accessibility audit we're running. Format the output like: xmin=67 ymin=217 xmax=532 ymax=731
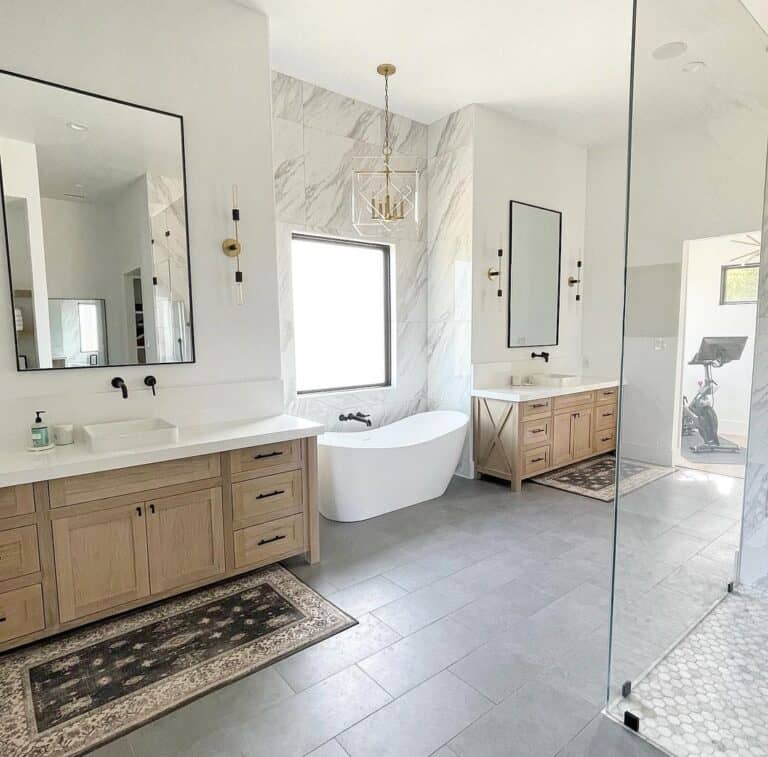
xmin=527 ymin=374 xmax=582 ymax=388
xmin=84 ymin=418 xmax=179 ymax=453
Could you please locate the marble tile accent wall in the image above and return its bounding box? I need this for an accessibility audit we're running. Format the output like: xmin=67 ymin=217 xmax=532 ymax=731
xmin=426 ymin=106 xmax=475 ymax=477
xmin=271 ymin=71 xmax=428 ymax=433
xmin=740 ymin=167 xmax=768 ymax=585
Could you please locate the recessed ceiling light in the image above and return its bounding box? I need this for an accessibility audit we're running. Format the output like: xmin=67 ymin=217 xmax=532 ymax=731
xmin=652 ymin=41 xmax=688 ymax=60
xmin=682 ymin=60 xmax=707 ymax=73
xmin=66 ymin=121 xmax=88 ymax=132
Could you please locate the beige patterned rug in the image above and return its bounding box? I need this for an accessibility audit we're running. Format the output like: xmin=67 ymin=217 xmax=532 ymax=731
xmin=531 ymin=454 xmax=674 ymax=502
xmin=0 ymin=564 xmax=355 ymax=757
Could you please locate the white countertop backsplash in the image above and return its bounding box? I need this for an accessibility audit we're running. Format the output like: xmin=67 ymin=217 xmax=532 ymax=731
xmin=471 ymin=377 xmax=619 ymax=403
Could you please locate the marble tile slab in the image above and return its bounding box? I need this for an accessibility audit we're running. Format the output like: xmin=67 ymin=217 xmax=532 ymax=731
xmin=271 ymin=71 xmax=303 ymax=122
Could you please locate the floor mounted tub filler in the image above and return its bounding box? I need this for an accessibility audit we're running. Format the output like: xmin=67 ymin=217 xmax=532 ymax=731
xmin=318 ymin=411 xmax=469 ymax=522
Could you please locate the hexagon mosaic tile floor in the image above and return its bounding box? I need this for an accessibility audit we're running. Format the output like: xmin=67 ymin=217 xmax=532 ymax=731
xmin=611 ymin=584 xmax=768 ymax=756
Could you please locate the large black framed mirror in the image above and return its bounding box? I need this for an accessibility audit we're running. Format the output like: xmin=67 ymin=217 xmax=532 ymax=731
xmin=0 ymin=69 xmax=194 ymax=370
xmin=507 ymin=200 xmax=562 ymax=348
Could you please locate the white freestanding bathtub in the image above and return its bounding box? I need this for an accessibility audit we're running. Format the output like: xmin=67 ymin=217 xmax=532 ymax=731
xmin=318 ymin=411 xmax=468 ymax=522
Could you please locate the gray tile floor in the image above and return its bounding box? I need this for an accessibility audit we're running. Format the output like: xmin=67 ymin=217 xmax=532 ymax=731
xmin=92 ymin=469 xmax=741 ymax=757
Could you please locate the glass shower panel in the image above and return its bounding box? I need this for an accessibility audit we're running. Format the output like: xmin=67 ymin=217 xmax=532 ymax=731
xmin=607 ymin=0 xmax=768 ymax=753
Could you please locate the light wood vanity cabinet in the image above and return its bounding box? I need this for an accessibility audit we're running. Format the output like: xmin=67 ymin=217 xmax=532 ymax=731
xmin=0 ymin=435 xmax=319 ymax=652
xmin=53 ymin=503 xmax=151 ymax=622
xmin=474 ymin=386 xmax=618 ymax=491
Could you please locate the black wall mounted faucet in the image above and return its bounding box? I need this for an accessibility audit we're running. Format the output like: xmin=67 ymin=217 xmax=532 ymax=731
xmin=144 ymin=375 xmax=157 ymax=396
xmin=111 ymin=376 xmax=128 ymax=398
xmin=531 ymin=351 xmax=550 ymax=363
xmin=339 ymin=412 xmax=372 ymax=427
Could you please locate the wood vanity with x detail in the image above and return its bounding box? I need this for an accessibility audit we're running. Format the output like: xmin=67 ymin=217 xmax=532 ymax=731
xmin=472 ymin=381 xmax=619 ymax=491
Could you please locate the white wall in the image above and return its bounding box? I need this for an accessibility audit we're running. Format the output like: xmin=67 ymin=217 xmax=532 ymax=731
xmin=0 ymin=136 xmax=52 ymax=367
xmin=681 ymin=236 xmax=757 ymax=438
xmin=471 ymin=106 xmax=588 ymax=383
xmin=583 ymin=118 xmax=767 ymax=464
xmin=0 ymin=0 xmax=282 ymax=431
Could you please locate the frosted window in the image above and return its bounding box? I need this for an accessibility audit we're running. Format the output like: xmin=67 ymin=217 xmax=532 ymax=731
xmin=292 ymin=235 xmax=390 ymax=393
xmin=78 ymin=302 xmax=100 ymax=353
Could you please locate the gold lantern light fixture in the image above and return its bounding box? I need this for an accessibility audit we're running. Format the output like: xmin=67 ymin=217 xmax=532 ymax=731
xmin=352 ymin=63 xmax=420 ymax=237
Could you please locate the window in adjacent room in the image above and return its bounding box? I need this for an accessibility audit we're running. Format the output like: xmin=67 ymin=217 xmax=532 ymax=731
xmin=78 ymin=301 xmax=100 ymax=353
xmin=720 ymin=263 xmax=759 ymax=305
xmin=291 ymin=233 xmax=391 ymax=394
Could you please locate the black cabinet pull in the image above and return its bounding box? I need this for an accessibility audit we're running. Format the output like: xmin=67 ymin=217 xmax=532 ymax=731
xmin=531 ymin=428 xmax=544 ymax=434
xmin=149 ymin=504 xmax=156 ymax=514
xmin=256 ymin=489 xmax=285 ymax=500
xmin=0 ymin=616 xmax=6 ymax=623
xmin=531 ymin=403 xmax=547 ymax=408
xmin=602 ymin=411 xmax=612 ymax=417
xmin=136 ymin=507 xmax=142 ymax=517
xmin=258 ymin=534 xmax=287 ymax=546
xmin=531 ymin=456 xmax=545 ymax=463
xmin=601 ymin=436 xmax=612 ymax=442
xmin=253 ymin=450 xmax=283 ymax=460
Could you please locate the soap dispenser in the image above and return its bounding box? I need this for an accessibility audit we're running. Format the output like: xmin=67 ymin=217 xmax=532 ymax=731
xmin=31 ymin=410 xmax=50 ymax=449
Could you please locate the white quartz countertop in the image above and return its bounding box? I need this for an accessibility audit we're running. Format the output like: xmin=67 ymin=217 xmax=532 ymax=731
xmin=0 ymin=414 xmax=324 ymax=488
xmin=472 ymin=378 xmax=619 ymax=403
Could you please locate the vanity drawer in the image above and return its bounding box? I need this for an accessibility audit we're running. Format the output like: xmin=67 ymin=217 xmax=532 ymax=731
xmin=0 ymin=583 xmax=44 ymax=644
xmin=522 ymin=418 xmax=551 ymax=446
xmin=521 ymin=399 xmax=552 ymax=419
xmin=594 ymin=428 xmax=616 ymax=453
xmin=553 ymin=391 xmax=595 ymax=410
xmin=49 ymin=454 xmax=221 ymax=508
xmin=232 ymin=470 xmax=303 ymax=529
xmin=234 ymin=513 xmax=305 ymax=568
xmin=0 ymin=484 xmax=34 ymax=520
xmin=0 ymin=525 xmax=40 ymax=582
xmin=596 ymin=387 xmax=618 ymax=404
xmin=522 ymin=445 xmax=550 ymax=476
xmin=230 ymin=440 xmax=302 ymax=478
xmin=595 ymin=403 xmax=618 ymax=431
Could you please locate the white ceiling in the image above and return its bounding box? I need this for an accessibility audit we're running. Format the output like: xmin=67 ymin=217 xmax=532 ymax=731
xmin=244 ymin=0 xmax=768 ymax=147
xmin=0 ymin=73 xmax=183 ymax=203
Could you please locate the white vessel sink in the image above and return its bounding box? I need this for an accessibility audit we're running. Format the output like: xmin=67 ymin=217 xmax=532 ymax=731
xmin=528 ymin=374 xmax=582 ymax=388
xmin=84 ymin=418 xmax=179 ymax=453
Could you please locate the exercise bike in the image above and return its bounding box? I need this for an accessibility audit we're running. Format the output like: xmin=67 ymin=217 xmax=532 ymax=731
xmin=681 ymin=336 xmax=748 ymax=454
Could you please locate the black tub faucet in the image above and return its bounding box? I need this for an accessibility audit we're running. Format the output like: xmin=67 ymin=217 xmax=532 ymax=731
xmin=531 ymin=351 xmax=550 ymax=363
xmin=111 ymin=376 xmax=128 ymax=398
xmin=339 ymin=412 xmax=372 ymax=427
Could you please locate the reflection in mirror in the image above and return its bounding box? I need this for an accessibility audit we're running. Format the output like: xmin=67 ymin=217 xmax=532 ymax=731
xmin=0 ymin=70 xmax=194 ymax=370
xmin=507 ymin=200 xmax=562 ymax=348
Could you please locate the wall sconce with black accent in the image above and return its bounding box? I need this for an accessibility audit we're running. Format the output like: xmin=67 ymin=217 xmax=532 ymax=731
xmin=568 ymin=259 xmax=583 ymax=301
xmin=487 ymin=246 xmax=504 ymax=298
xmin=222 ymin=185 xmax=244 ymax=305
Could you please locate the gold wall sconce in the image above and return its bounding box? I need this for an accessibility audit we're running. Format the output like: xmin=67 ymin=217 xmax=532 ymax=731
xmin=487 ymin=246 xmax=503 ymax=297
xmin=568 ymin=259 xmax=583 ymax=301
xmin=222 ymin=185 xmax=244 ymax=305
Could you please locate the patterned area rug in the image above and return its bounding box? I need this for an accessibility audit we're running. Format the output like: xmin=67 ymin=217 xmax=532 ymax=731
xmin=531 ymin=454 xmax=673 ymax=501
xmin=0 ymin=565 xmax=355 ymax=757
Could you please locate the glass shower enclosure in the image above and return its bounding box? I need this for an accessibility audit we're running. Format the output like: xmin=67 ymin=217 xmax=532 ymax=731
xmin=606 ymin=1 xmax=768 ymax=754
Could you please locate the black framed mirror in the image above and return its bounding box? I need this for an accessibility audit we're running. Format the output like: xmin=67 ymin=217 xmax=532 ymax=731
xmin=0 ymin=69 xmax=195 ymax=370
xmin=507 ymin=200 xmax=562 ymax=348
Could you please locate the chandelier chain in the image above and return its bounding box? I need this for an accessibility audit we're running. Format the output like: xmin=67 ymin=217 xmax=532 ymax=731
xmin=383 ymin=72 xmax=392 ymax=160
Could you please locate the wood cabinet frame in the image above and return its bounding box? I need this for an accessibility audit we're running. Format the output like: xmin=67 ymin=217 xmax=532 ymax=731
xmin=473 ymin=389 xmax=618 ymax=492
xmin=0 ymin=435 xmax=320 ymax=653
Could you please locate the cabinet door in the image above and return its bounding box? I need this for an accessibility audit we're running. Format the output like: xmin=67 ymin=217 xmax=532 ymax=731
xmin=552 ymin=412 xmax=574 ymax=467
xmin=53 ymin=504 xmax=150 ymax=623
xmin=571 ymin=409 xmax=594 ymax=459
xmin=146 ymin=488 xmax=225 ymax=595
